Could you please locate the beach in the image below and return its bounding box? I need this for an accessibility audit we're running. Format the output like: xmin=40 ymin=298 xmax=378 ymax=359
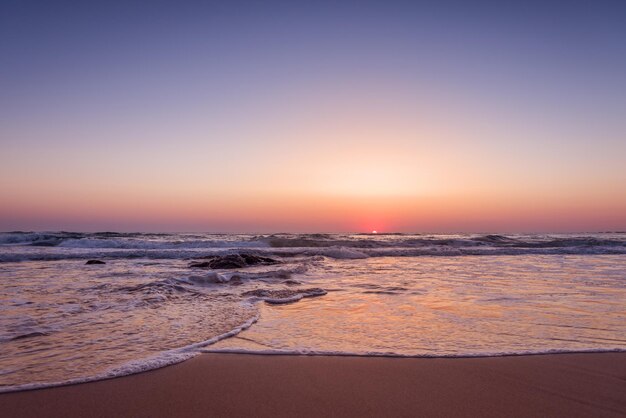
xmin=3 ymin=0 xmax=626 ymax=416
xmin=1 ymin=234 xmax=625 ymax=416
xmin=1 ymin=352 xmax=625 ymax=418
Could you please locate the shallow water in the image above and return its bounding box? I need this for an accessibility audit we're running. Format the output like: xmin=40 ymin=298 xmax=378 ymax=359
xmin=210 ymin=255 xmax=626 ymax=356
xmin=1 ymin=232 xmax=625 ymax=391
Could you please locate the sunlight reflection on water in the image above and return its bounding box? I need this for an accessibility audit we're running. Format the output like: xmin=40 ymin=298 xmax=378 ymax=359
xmin=210 ymin=255 xmax=626 ymax=356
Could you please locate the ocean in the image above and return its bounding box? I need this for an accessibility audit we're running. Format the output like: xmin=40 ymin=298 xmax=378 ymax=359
xmin=1 ymin=232 xmax=625 ymax=392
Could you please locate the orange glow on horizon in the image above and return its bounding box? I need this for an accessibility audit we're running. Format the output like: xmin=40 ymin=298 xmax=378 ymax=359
xmin=1 ymin=188 xmax=625 ymax=232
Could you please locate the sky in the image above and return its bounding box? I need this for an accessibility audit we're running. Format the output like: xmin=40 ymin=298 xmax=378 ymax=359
xmin=1 ymin=1 xmax=625 ymax=232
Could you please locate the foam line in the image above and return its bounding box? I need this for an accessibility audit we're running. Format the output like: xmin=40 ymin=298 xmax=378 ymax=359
xmin=0 ymin=314 xmax=260 ymax=394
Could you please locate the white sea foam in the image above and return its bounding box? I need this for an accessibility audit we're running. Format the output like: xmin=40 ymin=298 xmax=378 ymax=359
xmin=178 ymin=265 xmax=309 ymax=286
xmin=0 ymin=313 xmax=260 ymax=394
xmin=2 ymin=243 xmax=625 ymax=263
xmin=57 ymin=238 xmax=269 ymax=249
xmin=242 ymin=288 xmax=327 ymax=304
xmin=1 ymin=233 xmax=625 ymax=393
xmin=202 ymin=346 xmax=626 ymax=358
xmin=306 ymin=247 xmax=369 ymax=259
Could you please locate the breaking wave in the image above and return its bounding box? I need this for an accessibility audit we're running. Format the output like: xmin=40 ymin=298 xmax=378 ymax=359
xmin=0 ymin=232 xmax=268 ymax=249
xmin=0 ymin=314 xmax=261 ymax=394
xmin=1 ymin=231 xmax=625 ymax=393
xmin=0 ymin=253 xmax=321 ymax=392
xmin=203 ymin=346 xmax=626 ymax=358
xmin=1 ymin=232 xmax=624 ymax=249
xmin=2 ymin=241 xmax=626 ymax=263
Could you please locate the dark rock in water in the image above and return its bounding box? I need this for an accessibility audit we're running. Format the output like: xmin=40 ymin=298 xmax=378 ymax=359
xmin=189 ymin=254 xmax=280 ymax=269
xmin=188 ymin=261 xmax=213 ymax=268
xmin=86 ymin=260 xmax=106 ymax=265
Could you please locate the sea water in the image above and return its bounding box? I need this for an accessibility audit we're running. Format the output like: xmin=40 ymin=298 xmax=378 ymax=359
xmin=1 ymin=232 xmax=625 ymax=391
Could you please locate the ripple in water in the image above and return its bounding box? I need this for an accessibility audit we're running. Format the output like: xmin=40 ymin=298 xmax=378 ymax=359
xmin=1 ymin=234 xmax=626 ymax=392
xmin=0 ymin=256 xmax=317 ymax=391
xmin=209 ymin=255 xmax=626 ymax=357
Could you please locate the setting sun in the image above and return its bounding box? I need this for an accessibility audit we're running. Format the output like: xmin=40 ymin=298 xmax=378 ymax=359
xmin=0 ymin=2 xmax=624 ymax=415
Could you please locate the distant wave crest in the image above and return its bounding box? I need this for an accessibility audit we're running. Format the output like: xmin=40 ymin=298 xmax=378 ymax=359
xmin=1 ymin=232 xmax=625 ymax=262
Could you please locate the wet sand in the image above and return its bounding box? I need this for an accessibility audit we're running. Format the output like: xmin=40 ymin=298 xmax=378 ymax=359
xmin=1 ymin=353 xmax=625 ymax=417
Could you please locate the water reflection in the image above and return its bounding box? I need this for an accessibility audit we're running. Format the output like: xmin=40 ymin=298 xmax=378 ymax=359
xmin=211 ymin=255 xmax=626 ymax=355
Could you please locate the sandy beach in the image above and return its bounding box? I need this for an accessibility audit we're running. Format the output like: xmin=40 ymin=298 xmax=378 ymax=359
xmin=1 ymin=352 xmax=624 ymax=418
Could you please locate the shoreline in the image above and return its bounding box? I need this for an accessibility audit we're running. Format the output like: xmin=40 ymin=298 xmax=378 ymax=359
xmin=3 ymin=347 xmax=625 ymax=394
xmin=1 ymin=352 xmax=625 ymax=417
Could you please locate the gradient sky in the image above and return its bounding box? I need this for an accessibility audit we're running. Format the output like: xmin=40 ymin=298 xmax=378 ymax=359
xmin=1 ymin=1 xmax=625 ymax=232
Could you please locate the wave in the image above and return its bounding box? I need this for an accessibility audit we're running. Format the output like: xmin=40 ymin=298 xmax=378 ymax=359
xmin=4 ymin=339 xmax=623 ymax=394
xmin=1 ymin=232 xmax=626 ymax=262
xmin=0 ymin=258 xmax=321 ymax=392
xmin=242 ymin=287 xmax=327 ymax=304
xmin=2 ymin=245 xmax=626 ymax=263
xmin=0 ymin=248 xmax=282 ymax=263
xmin=0 ymin=232 xmax=268 ymax=249
xmin=265 ymin=234 xmax=626 ymax=249
xmin=202 ymin=346 xmax=626 ymax=358
xmin=86 ymin=262 xmax=314 ymax=313
xmin=180 ymin=265 xmax=309 ymax=285
xmin=57 ymin=238 xmax=268 ymax=250
xmin=3 ymin=232 xmax=625 ymax=250
xmin=0 ymin=314 xmax=260 ymax=394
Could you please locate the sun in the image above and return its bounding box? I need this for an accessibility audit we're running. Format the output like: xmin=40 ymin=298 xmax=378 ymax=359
xmin=371 ymin=230 xmax=377 ymax=234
